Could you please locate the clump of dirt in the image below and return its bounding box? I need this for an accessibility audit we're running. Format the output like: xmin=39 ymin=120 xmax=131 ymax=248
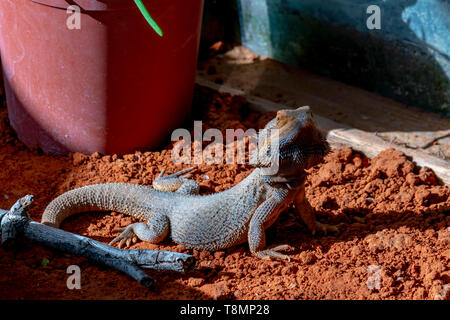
xmin=0 ymin=86 xmax=448 ymax=300
xmin=307 ymin=147 xmax=448 ymax=220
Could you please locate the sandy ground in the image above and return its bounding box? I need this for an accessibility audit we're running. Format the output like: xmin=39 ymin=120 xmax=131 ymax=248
xmin=0 ymin=86 xmax=448 ymax=300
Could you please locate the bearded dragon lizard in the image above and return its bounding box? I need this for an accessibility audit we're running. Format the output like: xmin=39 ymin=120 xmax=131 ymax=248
xmin=41 ymin=106 xmax=337 ymax=260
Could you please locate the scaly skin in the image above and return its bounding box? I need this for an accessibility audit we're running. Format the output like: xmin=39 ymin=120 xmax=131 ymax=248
xmin=41 ymin=106 xmax=336 ymax=260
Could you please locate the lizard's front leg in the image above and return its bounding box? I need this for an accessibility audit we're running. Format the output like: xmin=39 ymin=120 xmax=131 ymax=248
xmin=294 ymin=186 xmax=339 ymax=235
xmin=248 ymin=189 xmax=292 ymax=261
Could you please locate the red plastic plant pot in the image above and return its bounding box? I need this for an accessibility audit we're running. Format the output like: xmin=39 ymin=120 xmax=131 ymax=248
xmin=0 ymin=0 xmax=204 ymax=155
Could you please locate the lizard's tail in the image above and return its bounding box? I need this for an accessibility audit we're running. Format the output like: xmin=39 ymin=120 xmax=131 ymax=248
xmin=41 ymin=183 xmax=154 ymax=228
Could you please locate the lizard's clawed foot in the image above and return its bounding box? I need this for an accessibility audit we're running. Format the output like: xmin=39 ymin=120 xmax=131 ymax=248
xmin=315 ymin=221 xmax=341 ymax=235
xmin=255 ymin=244 xmax=292 ymax=262
xmin=110 ymin=224 xmax=139 ymax=249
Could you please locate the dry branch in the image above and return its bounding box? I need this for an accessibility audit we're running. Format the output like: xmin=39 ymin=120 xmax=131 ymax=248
xmin=0 ymin=195 xmax=195 ymax=288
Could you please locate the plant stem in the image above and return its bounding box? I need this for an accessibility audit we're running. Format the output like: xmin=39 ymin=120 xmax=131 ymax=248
xmin=134 ymin=0 xmax=163 ymax=37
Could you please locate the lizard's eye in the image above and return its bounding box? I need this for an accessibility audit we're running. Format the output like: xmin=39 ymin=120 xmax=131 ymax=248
xmin=276 ymin=110 xmax=296 ymax=129
xmin=276 ymin=110 xmax=288 ymax=119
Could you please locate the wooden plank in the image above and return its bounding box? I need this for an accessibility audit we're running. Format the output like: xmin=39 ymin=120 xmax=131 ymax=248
xmin=197 ymin=51 xmax=450 ymax=160
xmin=196 ymin=76 xmax=450 ymax=185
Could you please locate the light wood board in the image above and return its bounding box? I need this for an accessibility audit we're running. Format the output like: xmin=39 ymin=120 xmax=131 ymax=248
xmin=196 ymin=76 xmax=450 ymax=185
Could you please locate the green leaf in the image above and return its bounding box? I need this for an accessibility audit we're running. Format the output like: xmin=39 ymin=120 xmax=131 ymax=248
xmin=41 ymin=257 xmax=50 ymax=267
xmin=134 ymin=0 xmax=163 ymax=37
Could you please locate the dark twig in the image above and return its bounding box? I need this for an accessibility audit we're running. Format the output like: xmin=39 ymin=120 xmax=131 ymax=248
xmin=0 ymin=195 xmax=195 ymax=288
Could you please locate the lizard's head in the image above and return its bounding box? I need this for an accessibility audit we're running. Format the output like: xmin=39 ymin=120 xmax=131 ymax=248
xmin=256 ymin=106 xmax=329 ymax=180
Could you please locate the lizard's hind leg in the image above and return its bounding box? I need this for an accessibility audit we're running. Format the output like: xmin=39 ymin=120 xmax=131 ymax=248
xmin=152 ymin=166 xmax=199 ymax=195
xmin=109 ymin=214 xmax=169 ymax=249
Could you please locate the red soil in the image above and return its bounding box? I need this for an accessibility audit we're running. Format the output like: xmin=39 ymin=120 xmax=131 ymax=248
xmin=0 ymin=87 xmax=448 ymax=300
